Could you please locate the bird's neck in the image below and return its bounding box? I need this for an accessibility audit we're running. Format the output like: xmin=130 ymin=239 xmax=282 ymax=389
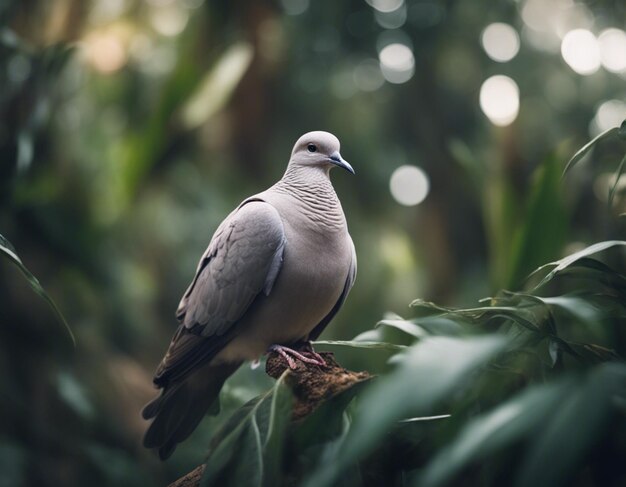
xmin=273 ymin=165 xmax=346 ymax=231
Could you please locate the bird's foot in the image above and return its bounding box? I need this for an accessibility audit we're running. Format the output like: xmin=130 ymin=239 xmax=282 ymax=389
xmin=268 ymin=344 xmax=326 ymax=370
xmin=299 ymin=340 xmax=327 ymax=366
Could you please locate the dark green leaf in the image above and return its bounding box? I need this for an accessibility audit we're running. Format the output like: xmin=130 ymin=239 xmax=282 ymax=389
xmin=507 ymin=154 xmax=567 ymax=289
xmin=294 ymin=377 xmax=372 ymax=450
xmin=201 ymin=372 xmax=292 ymax=486
xmin=514 ymin=363 xmax=626 ymax=487
xmin=530 ymin=240 xmax=626 ymax=290
xmin=418 ymin=379 xmax=572 ymax=487
xmin=0 ymin=233 xmax=75 ymax=345
xmin=608 ymin=153 xmax=626 ymax=208
xmin=263 ymin=373 xmax=293 ymax=485
xmin=304 ymin=335 xmax=508 ymax=487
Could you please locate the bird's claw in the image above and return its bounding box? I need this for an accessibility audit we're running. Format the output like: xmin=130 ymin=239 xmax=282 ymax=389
xmin=268 ymin=344 xmax=326 ymax=369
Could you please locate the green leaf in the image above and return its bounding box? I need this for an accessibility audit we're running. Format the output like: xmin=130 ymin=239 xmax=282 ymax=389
xmin=409 ymin=298 xmax=451 ymax=314
xmin=263 ymin=373 xmax=293 ymax=485
xmin=562 ymin=127 xmax=619 ymax=176
xmin=506 ymin=154 xmax=567 ymax=289
xmin=294 ymin=376 xmax=372 ymax=450
xmin=0 ymin=233 xmax=75 ymax=346
xmin=530 ymin=240 xmax=626 ymax=290
xmin=535 ymin=295 xmax=601 ymax=324
xmin=555 ymin=257 xmax=626 ymax=292
xmin=418 ymin=379 xmax=573 ymax=487
xmin=313 ymin=340 xmax=406 ymax=351
xmin=398 ymin=414 xmax=451 ymax=423
xmin=376 ymin=319 xmax=427 ymax=339
xmin=608 ymin=153 xmax=626 ymax=208
xmin=514 ymin=363 xmax=626 ymax=487
xmin=201 ymin=372 xmax=292 ymax=486
xmin=304 ymin=335 xmax=508 ymax=487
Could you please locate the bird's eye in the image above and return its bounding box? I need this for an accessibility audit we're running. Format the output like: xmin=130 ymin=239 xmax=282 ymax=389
xmin=307 ymin=144 xmax=317 ymax=153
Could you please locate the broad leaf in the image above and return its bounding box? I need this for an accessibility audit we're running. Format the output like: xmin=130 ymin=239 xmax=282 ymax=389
xmin=304 ymin=335 xmax=508 ymax=487
xmin=514 ymin=363 xmax=626 ymax=487
xmin=418 ymin=379 xmax=572 ymax=487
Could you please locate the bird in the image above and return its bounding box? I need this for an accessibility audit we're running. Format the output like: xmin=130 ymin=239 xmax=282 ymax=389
xmin=142 ymin=131 xmax=357 ymax=459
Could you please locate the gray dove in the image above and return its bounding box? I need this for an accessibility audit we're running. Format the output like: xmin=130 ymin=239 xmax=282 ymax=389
xmin=142 ymin=131 xmax=356 ymax=459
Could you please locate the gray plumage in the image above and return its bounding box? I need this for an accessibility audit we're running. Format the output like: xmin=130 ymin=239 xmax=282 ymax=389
xmin=142 ymin=131 xmax=356 ymax=459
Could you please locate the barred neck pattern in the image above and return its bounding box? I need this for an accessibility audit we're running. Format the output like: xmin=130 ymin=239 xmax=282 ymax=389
xmin=272 ymin=165 xmax=346 ymax=231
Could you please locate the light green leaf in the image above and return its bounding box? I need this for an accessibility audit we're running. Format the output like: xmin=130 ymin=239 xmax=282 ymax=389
xmin=313 ymin=340 xmax=406 ymax=351
xmin=398 ymin=414 xmax=451 ymax=423
xmin=562 ymin=127 xmax=619 ymax=176
xmin=0 ymin=233 xmax=75 ymax=345
xmin=376 ymin=319 xmax=427 ymax=339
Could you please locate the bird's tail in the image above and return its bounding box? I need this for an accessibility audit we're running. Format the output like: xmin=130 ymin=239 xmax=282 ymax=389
xmin=142 ymin=362 xmax=241 ymax=460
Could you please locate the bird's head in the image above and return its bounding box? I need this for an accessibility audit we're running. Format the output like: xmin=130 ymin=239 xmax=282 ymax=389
xmin=289 ymin=131 xmax=354 ymax=174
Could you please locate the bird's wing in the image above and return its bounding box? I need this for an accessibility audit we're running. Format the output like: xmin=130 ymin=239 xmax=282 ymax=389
xmin=308 ymin=235 xmax=357 ymax=341
xmin=154 ymin=198 xmax=286 ymax=386
xmin=177 ymin=198 xmax=286 ymax=335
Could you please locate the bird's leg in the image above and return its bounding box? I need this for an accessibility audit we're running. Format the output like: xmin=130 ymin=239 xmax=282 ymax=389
xmin=267 ymin=344 xmax=326 ymax=369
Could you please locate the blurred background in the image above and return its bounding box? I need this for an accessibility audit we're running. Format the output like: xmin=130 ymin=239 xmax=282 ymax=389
xmin=0 ymin=0 xmax=625 ymax=485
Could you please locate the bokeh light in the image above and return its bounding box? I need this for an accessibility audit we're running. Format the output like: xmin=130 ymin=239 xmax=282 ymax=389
xmin=378 ymin=42 xmax=415 ymax=84
xmin=481 ymin=23 xmax=520 ymax=62
xmin=389 ymin=165 xmax=430 ymax=206
xmin=281 ymin=0 xmax=309 ymax=16
xmin=149 ymin=5 xmax=188 ymax=37
xmin=593 ymin=99 xmax=626 ymax=133
xmin=82 ymin=32 xmax=127 ymax=73
xmin=561 ymin=29 xmax=600 ymax=75
xmin=479 ymin=75 xmax=520 ymax=126
xmin=598 ymin=28 xmax=626 ymax=73
xmin=374 ymin=5 xmax=407 ymax=30
xmin=366 ymin=0 xmax=404 ymax=14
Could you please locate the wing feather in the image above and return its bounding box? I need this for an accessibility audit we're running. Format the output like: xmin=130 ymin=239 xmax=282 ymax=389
xmin=155 ymin=199 xmax=286 ymax=386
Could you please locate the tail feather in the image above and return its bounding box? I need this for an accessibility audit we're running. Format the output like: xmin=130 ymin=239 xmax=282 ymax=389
xmin=142 ymin=362 xmax=241 ymax=460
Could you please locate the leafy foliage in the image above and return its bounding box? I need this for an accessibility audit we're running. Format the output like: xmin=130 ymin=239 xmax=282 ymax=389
xmin=194 ymin=241 xmax=626 ymax=486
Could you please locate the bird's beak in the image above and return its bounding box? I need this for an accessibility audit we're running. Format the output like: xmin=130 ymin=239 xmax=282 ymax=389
xmin=328 ymin=151 xmax=355 ymax=174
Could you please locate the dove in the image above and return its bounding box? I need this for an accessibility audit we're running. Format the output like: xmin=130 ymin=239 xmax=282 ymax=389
xmin=142 ymin=131 xmax=356 ymax=459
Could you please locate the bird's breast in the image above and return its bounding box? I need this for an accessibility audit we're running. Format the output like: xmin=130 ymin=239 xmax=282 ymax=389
xmin=215 ymin=222 xmax=351 ymax=362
